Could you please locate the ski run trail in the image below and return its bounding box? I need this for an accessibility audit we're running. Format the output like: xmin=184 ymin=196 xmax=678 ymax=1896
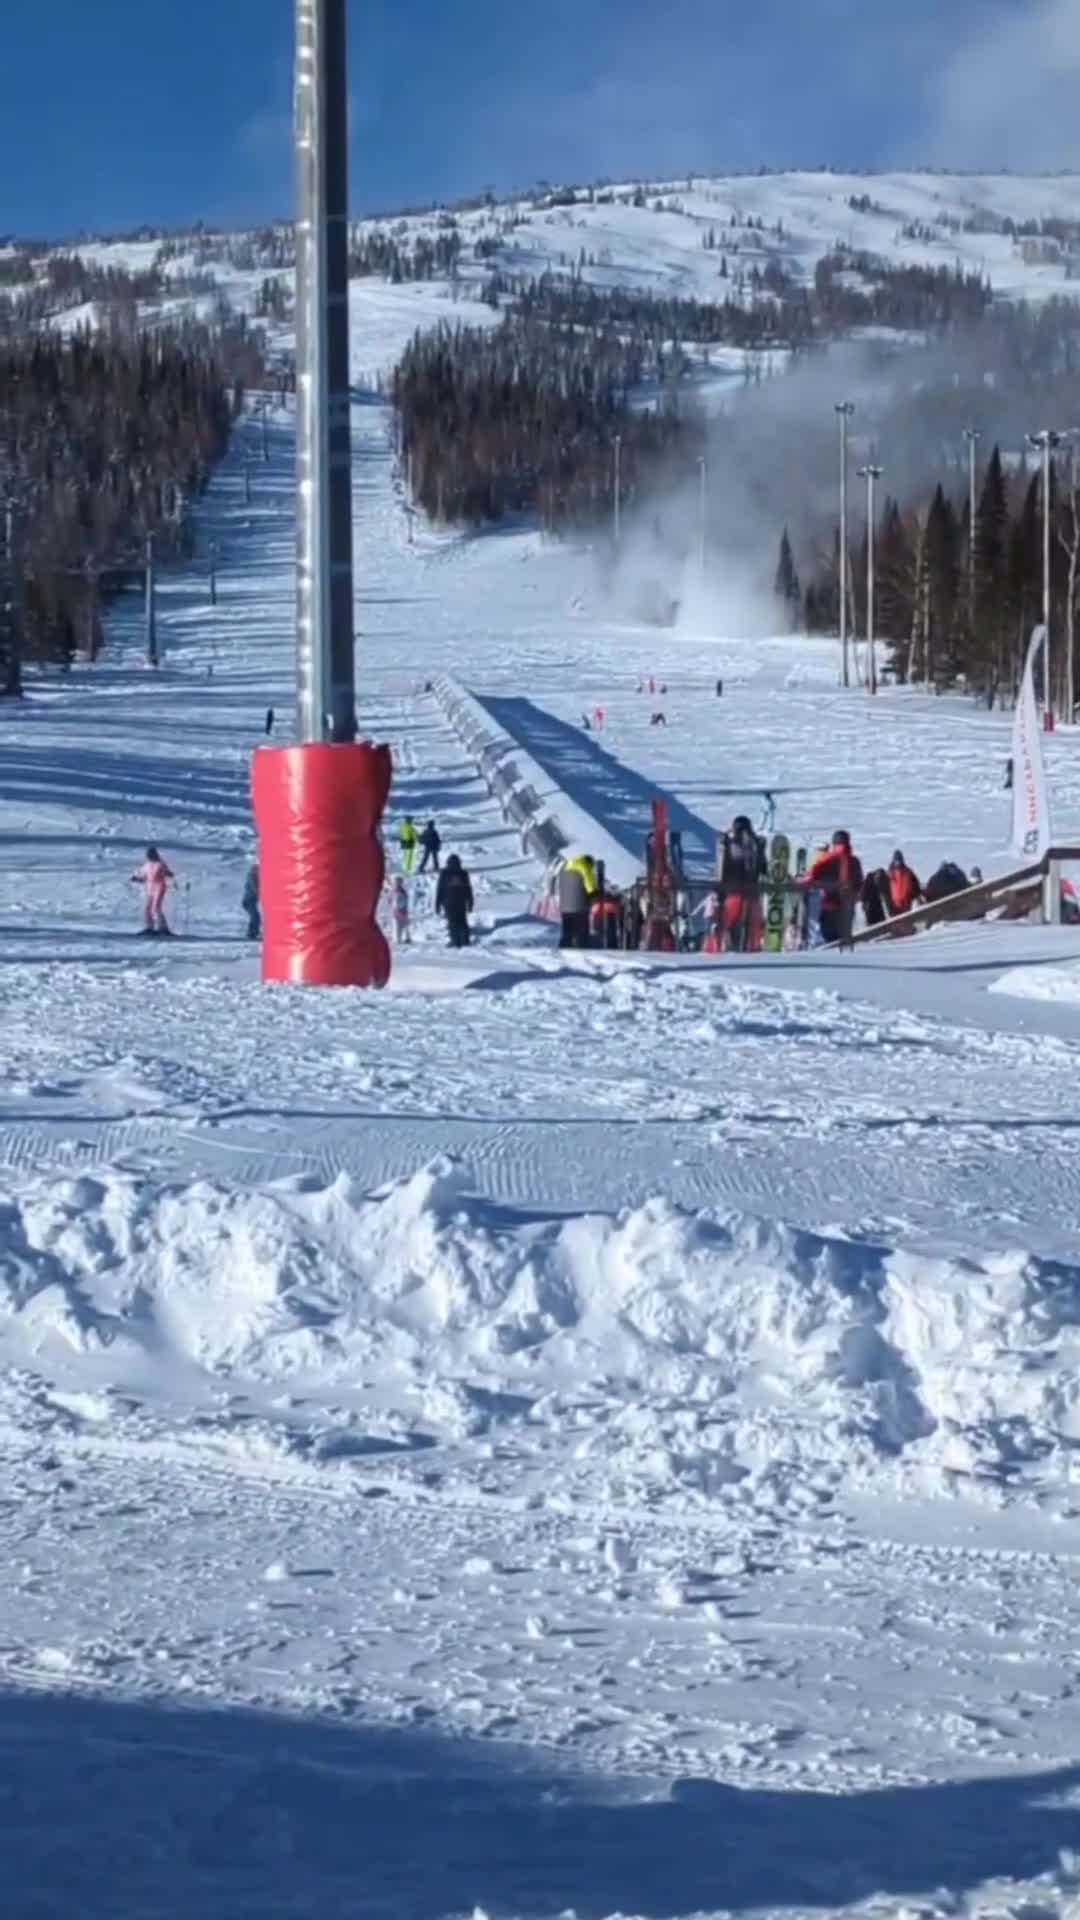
xmin=6 ymin=391 xmax=1080 ymax=1920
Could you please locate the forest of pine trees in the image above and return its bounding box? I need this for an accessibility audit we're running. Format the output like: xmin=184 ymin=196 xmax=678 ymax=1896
xmin=392 ymin=254 xmax=1002 ymax=543
xmin=0 ymin=321 xmax=265 ymax=691
xmin=393 ymin=313 xmax=688 ymax=529
xmin=801 ymin=441 xmax=1080 ymax=711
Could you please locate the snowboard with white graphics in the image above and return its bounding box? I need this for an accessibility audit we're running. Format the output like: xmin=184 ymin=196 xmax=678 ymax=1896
xmin=765 ymin=832 xmax=790 ymax=954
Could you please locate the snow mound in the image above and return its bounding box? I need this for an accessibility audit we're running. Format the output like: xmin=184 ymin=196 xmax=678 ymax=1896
xmin=1 ymin=1161 xmax=1078 ymax=1504
xmin=991 ymin=959 xmax=1080 ymax=1005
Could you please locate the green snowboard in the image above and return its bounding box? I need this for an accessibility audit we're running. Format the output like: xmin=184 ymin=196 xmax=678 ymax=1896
xmin=765 ymin=832 xmax=790 ymax=954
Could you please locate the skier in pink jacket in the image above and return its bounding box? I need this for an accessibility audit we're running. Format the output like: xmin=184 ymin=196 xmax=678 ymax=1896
xmin=131 ymin=846 xmax=175 ymax=935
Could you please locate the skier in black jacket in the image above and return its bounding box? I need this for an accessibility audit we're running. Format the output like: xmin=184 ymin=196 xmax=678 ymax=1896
xmin=436 ymin=854 xmax=474 ymax=948
xmin=718 ymin=816 xmax=767 ymax=952
xmin=418 ymin=820 xmax=442 ymax=873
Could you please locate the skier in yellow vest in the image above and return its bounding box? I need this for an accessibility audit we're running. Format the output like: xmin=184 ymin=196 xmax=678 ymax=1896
xmin=399 ymin=815 xmax=418 ymax=874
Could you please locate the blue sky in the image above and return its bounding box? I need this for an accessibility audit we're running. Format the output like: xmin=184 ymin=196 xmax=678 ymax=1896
xmin=0 ymin=0 xmax=1071 ymax=238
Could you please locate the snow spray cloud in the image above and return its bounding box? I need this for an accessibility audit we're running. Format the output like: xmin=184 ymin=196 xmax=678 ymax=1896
xmin=605 ymin=289 xmax=1080 ymax=645
xmin=604 ymin=341 xmax=898 ymax=642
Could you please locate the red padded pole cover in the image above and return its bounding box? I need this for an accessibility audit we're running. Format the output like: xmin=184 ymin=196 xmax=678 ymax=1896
xmin=252 ymin=741 xmax=392 ymax=987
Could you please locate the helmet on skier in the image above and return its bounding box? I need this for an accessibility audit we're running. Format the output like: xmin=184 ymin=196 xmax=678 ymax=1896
xmin=146 ymin=845 xmax=160 ymax=862
xmin=832 ymin=830 xmax=851 ymax=849
xmin=890 ymin=849 xmax=906 ymax=868
xmin=732 ymin=814 xmax=753 ymax=837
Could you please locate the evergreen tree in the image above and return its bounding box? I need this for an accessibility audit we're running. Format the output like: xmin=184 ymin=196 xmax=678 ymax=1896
xmin=876 ymin=497 xmax=916 ymax=673
xmin=774 ymin=527 xmax=801 ymax=628
xmin=924 ymin=485 xmax=961 ymax=684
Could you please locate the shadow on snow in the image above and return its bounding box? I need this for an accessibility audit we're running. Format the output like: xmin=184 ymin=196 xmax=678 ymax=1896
xmin=478 ymin=693 xmax=718 ymax=868
xmin=3 ymin=1688 xmax=1080 ymax=1918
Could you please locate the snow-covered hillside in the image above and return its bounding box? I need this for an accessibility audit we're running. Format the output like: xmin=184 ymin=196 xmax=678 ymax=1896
xmin=11 ymin=168 xmax=1080 ymax=374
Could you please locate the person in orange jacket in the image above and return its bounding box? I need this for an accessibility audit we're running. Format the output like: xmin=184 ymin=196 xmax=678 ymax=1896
xmin=802 ymin=830 xmax=863 ymax=946
xmin=886 ymin=850 xmax=922 ymax=917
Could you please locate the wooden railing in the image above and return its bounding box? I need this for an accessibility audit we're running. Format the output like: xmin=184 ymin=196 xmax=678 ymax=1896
xmin=849 ymin=846 xmax=1080 ymax=945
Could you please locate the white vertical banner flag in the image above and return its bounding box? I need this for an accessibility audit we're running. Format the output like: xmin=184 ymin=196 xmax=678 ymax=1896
xmin=1012 ymin=624 xmax=1053 ymax=860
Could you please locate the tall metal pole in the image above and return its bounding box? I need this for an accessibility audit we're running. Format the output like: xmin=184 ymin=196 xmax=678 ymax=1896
xmin=858 ymin=464 xmax=882 ymax=696
xmin=964 ymin=426 xmax=981 ymax=630
xmin=3 ymin=498 xmax=21 ymax=697
xmin=836 ymin=402 xmax=854 ymax=688
xmin=1028 ymin=429 xmax=1061 ymax=717
xmin=613 ymin=434 xmax=622 ymax=547
xmin=295 ymin=0 xmax=356 ymax=744
xmin=698 ymin=452 xmax=707 ymax=584
xmin=145 ymin=532 xmax=157 ymax=668
xmin=1060 ymin=439 xmax=1068 ymax=729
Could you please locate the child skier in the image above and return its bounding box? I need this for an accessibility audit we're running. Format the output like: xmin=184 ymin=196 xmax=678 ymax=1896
xmin=131 ymin=846 xmax=175 ymax=936
xmin=391 ymin=875 xmax=411 ymax=946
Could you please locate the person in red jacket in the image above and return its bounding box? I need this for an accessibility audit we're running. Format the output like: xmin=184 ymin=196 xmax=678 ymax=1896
xmin=803 ymin=830 xmax=863 ymax=946
xmin=886 ymin=850 xmax=922 ymax=916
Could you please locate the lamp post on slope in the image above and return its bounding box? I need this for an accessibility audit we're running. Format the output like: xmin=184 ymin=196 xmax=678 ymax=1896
xmin=836 ymin=401 xmax=855 ymax=688
xmin=963 ymin=425 xmax=981 ymax=631
xmin=1027 ymin=428 xmax=1061 ymax=720
xmin=251 ymin=0 xmax=392 ymax=989
xmin=857 ymin=462 xmax=883 ymax=697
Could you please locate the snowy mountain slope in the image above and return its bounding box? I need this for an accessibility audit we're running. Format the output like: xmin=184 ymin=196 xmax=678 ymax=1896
xmin=14 ymin=169 xmax=1080 ymax=374
xmin=6 ymin=366 xmax=1080 ymax=1914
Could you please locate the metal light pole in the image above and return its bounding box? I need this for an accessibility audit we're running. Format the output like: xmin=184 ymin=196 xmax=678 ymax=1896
xmin=252 ymin=0 xmax=391 ymax=990
xmin=84 ymin=559 xmax=97 ymax=661
xmin=836 ymin=402 xmax=854 ymax=688
xmin=1027 ymin=429 xmax=1061 ymax=718
xmin=858 ymin=463 xmax=883 ymax=696
xmin=295 ymin=0 xmax=356 ymax=744
xmin=1060 ymin=439 xmax=1068 ymax=725
xmin=144 ymin=533 xmax=157 ymax=668
xmin=698 ymin=452 xmax=707 ymax=584
xmin=613 ymin=434 xmax=622 ymax=547
xmin=963 ymin=426 xmax=981 ymax=628
xmin=2 ymin=498 xmax=20 ymax=697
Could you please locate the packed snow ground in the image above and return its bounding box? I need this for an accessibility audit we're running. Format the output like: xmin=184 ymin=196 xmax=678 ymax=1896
xmin=5 ymin=395 xmax=1080 ymax=1916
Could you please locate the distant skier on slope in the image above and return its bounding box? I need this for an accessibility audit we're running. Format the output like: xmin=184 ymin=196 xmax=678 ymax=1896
xmin=418 ymin=820 xmax=441 ymax=874
xmin=391 ymin=875 xmax=411 ymax=946
xmin=436 ymin=854 xmax=474 ymax=949
xmin=131 ymin=845 xmax=175 ymax=937
xmin=242 ymin=859 xmax=261 ymax=941
xmin=399 ymin=815 xmax=418 ymax=874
